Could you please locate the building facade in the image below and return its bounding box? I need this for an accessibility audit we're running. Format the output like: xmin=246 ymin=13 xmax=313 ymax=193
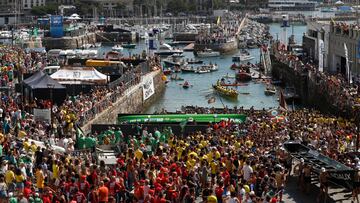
xmin=328 ymin=22 xmax=360 ymax=75
xmin=22 ymin=0 xmax=46 ymax=10
xmin=302 ymin=21 xmax=330 ymax=71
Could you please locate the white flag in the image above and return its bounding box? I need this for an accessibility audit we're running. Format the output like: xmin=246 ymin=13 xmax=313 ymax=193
xmin=318 ymin=39 xmax=324 ymax=72
xmin=344 ymin=43 xmax=352 ymax=84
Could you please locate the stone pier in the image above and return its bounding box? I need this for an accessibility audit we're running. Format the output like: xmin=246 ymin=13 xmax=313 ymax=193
xmin=42 ymin=33 xmax=97 ymax=50
xmin=81 ymin=70 xmax=165 ymax=133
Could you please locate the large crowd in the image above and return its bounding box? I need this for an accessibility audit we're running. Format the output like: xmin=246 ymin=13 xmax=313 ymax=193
xmin=273 ymin=41 xmax=360 ymax=118
xmin=0 ymin=29 xmax=358 ymax=203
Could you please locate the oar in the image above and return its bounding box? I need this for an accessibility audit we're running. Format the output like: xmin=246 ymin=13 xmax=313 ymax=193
xmin=239 ymin=92 xmax=250 ymax=95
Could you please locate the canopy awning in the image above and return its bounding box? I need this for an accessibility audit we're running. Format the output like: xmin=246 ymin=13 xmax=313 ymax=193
xmin=50 ymin=66 xmax=108 ymax=85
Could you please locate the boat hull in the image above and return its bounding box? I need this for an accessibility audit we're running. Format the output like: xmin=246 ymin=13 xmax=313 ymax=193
xmin=236 ymin=72 xmax=252 ymax=82
xmin=213 ymin=85 xmax=238 ymax=98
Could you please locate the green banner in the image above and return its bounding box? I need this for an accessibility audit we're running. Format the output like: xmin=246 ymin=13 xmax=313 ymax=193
xmin=118 ymin=114 xmax=247 ymax=124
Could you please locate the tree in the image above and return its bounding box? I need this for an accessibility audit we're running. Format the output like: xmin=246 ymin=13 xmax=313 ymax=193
xmin=31 ymin=3 xmax=58 ymax=16
xmin=166 ymin=0 xmax=187 ymax=14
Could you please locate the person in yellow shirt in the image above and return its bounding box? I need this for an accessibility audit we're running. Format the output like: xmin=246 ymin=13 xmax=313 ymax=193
xmin=35 ymin=166 xmax=44 ymax=192
xmin=30 ymin=142 xmax=38 ymax=153
xmin=15 ymin=168 xmax=25 ymax=192
xmin=52 ymin=160 xmax=59 ymax=180
xmin=5 ymin=166 xmax=15 ymax=191
xmin=23 ymin=138 xmax=30 ymax=152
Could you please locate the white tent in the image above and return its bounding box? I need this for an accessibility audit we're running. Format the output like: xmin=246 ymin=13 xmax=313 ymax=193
xmin=50 ymin=67 xmax=108 ymax=85
xmin=335 ymin=0 xmax=344 ymax=5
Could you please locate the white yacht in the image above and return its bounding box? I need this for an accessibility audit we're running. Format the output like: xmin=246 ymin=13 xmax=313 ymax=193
xmin=112 ymin=44 xmax=123 ymax=52
xmin=154 ymin=43 xmax=183 ymax=56
xmin=196 ymin=49 xmax=220 ymax=57
xmin=232 ymin=51 xmax=254 ymax=62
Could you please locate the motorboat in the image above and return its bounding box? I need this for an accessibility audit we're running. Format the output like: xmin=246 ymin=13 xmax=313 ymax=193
xmin=187 ymin=59 xmax=203 ymax=64
xmin=181 ymin=66 xmax=196 ymax=73
xmin=122 ymin=43 xmax=136 ymax=49
xmin=205 ymin=64 xmax=218 ymax=72
xmin=155 ymin=43 xmax=183 ymax=56
xmin=183 ymin=81 xmax=191 ymax=89
xmin=195 ymin=67 xmax=211 ymax=74
xmin=112 ymin=44 xmax=123 ymax=52
xmin=196 ymin=48 xmax=220 ymax=57
xmin=232 ymin=50 xmax=254 ymax=62
xmin=163 ymin=68 xmax=173 ymax=75
xmin=264 ymin=85 xmax=277 ymax=95
xmin=170 ymin=74 xmax=184 ymax=81
xmin=236 ymin=71 xmax=252 ymax=82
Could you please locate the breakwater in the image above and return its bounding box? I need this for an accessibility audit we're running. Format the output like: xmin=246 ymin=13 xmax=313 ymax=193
xmin=81 ymin=70 xmax=165 ymax=133
xmin=42 ymin=33 xmax=97 ymax=50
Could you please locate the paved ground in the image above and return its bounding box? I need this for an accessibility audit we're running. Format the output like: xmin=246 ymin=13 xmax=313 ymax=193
xmin=282 ymin=176 xmax=352 ymax=203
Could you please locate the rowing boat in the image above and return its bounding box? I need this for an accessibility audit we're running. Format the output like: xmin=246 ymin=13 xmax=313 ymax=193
xmin=212 ymin=84 xmax=238 ymax=99
xmin=220 ymin=83 xmax=248 ymax=87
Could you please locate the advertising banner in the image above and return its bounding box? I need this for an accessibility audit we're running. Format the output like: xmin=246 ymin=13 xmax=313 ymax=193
xmin=142 ymin=76 xmax=154 ymax=100
xmin=33 ymin=108 xmax=51 ymax=123
xmin=50 ymin=15 xmax=64 ymax=38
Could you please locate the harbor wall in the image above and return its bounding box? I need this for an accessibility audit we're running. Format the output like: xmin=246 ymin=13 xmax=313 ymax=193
xmin=194 ymin=40 xmax=238 ymax=53
xmin=42 ymin=33 xmax=97 ymax=50
xmin=81 ymin=70 xmax=165 ymax=133
xmin=271 ymin=56 xmax=347 ymax=116
xmin=96 ymin=32 xmax=137 ymax=43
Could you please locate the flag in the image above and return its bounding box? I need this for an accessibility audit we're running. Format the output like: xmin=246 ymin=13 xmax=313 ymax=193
xmin=217 ymin=16 xmax=221 ymax=25
xmin=179 ymin=120 xmax=187 ymax=134
xmin=279 ymin=90 xmax=288 ymax=111
xmin=344 ymin=43 xmax=352 ymax=84
xmin=318 ymin=39 xmax=324 ymax=72
xmin=208 ymin=97 xmax=216 ymax=104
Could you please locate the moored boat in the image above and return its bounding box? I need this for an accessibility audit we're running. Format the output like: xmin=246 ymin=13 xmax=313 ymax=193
xmin=196 ymin=48 xmax=220 ymax=57
xmin=163 ymin=68 xmax=173 ymax=75
xmin=155 ymin=43 xmax=184 ymax=56
xmin=122 ymin=43 xmax=136 ymax=49
xmin=187 ymin=59 xmax=203 ymax=64
xmin=264 ymin=85 xmax=277 ymax=95
xmin=236 ymin=71 xmax=252 ymax=82
xmin=112 ymin=44 xmax=123 ymax=52
xmin=170 ymin=74 xmax=184 ymax=81
xmin=232 ymin=50 xmax=255 ymax=62
xmin=181 ymin=66 xmax=196 ymax=73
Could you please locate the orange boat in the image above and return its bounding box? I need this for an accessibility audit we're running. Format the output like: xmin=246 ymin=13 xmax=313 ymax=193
xmin=220 ymin=83 xmax=248 ymax=87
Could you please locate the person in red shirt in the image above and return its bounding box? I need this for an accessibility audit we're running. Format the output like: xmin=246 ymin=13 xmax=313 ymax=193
xmin=23 ymin=182 xmax=33 ymax=199
xmin=73 ymin=188 xmax=86 ymax=203
xmin=42 ymin=190 xmax=52 ymax=203
xmin=106 ymin=176 xmax=121 ymax=202
xmin=78 ymin=175 xmax=90 ymax=195
xmin=215 ymin=181 xmax=224 ymax=203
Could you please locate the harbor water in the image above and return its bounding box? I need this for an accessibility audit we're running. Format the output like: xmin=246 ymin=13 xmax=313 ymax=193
xmin=99 ymin=23 xmax=307 ymax=113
